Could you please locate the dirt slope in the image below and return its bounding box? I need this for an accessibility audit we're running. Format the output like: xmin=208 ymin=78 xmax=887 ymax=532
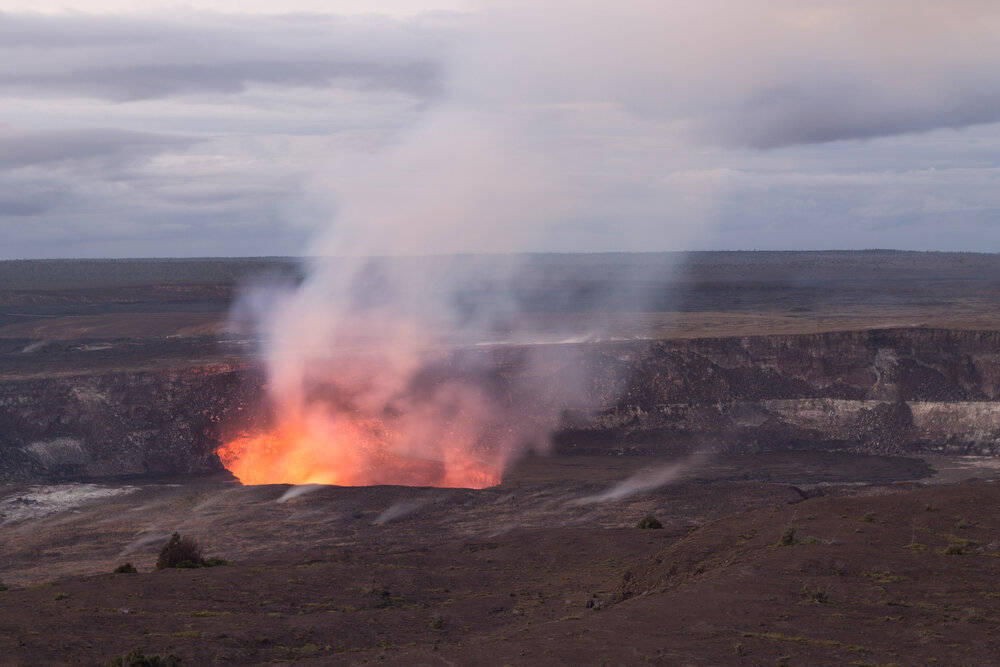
xmin=1 ymin=480 xmax=998 ymax=665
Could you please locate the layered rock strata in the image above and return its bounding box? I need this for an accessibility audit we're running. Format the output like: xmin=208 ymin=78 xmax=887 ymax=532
xmin=1 ymin=328 xmax=997 ymax=481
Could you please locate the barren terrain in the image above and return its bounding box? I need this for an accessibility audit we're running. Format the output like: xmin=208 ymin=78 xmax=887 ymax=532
xmin=1 ymin=251 xmax=999 ymax=665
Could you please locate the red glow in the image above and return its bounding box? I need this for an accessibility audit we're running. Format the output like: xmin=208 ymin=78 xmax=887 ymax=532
xmin=217 ymin=413 xmax=501 ymax=489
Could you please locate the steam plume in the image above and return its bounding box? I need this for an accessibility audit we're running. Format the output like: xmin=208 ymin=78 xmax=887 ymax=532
xmin=217 ymin=4 xmax=707 ymax=488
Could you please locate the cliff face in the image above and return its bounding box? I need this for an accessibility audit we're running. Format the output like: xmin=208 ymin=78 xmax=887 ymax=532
xmin=1 ymin=328 xmax=998 ymax=481
xmin=562 ymin=328 xmax=1000 ymax=455
xmin=0 ymin=364 xmax=265 ymax=481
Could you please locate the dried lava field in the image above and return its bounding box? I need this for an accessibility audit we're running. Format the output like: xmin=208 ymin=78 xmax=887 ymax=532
xmin=2 ymin=251 xmax=1000 ymax=665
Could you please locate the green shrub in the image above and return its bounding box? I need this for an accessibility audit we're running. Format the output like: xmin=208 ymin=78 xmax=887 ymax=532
xmin=156 ymin=533 xmax=202 ymax=570
xmin=107 ymin=648 xmax=180 ymax=666
xmin=369 ymin=583 xmax=392 ymax=608
xmin=0 ymin=579 xmax=7 ymax=592
xmin=777 ymin=525 xmax=797 ymax=546
xmin=636 ymin=515 xmax=663 ymax=530
xmin=114 ymin=563 xmax=138 ymax=574
xmin=805 ymin=589 xmax=829 ymax=604
xmin=154 ymin=533 xmax=227 ymax=570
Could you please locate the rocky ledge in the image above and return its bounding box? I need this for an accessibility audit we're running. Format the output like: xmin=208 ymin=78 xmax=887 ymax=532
xmin=1 ymin=328 xmax=998 ymax=481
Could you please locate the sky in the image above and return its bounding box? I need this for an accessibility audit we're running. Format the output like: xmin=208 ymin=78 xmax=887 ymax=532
xmin=1 ymin=0 xmax=999 ymax=259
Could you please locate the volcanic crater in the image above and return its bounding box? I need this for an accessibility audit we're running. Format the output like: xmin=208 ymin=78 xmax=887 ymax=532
xmin=1 ymin=251 xmax=999 ymax=665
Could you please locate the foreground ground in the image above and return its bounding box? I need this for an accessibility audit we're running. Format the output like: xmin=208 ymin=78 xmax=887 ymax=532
xmin=1 ymin=453 xmax=999 ymax=665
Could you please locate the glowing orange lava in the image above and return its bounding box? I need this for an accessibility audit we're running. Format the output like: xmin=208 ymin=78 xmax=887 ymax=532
xmin=217 ymin=413 xmax=501 ymax=489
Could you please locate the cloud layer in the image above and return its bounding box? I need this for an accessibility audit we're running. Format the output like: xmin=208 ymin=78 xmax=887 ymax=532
xmin=1 ymin=2 xmax=999 ymax=258
xmin=0 ymin=11 xmax=448 ymax=102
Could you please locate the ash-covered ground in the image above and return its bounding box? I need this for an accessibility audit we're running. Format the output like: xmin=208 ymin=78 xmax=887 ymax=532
xmin=1 ymin=251 xmax=1000 ymax=665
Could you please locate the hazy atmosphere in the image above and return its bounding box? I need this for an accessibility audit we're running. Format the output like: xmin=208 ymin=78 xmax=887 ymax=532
xmin=2 ymin=0 xmax=999 ymax=259
xmin=6 ymin=5 xmax=1000 ymax=664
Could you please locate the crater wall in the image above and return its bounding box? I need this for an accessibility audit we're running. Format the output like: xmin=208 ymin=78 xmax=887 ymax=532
xmin=1 ymin=328 xmax=998 ymax=481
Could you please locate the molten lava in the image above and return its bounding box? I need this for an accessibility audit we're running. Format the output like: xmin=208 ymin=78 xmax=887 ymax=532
xmin=217 ymin=412 xmax=502 ymax=489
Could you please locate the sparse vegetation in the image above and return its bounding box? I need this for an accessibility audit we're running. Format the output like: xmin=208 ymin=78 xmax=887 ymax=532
xmin=741 ymin=632 xmax=865 ymax=653
xmin=801 ymin=586 xmax=829 ymax=604
xmin=106 ymin=648 xmax=181 ymax=666
xmin=115 ymin=563 xmax=138 ymax=574
xmin=863 ymin=569 xmax=909 ymax=584
xmin=777 ymin=525 xmax=797 ymax=546
xmin=636 ymin=515 xmax=663 ymax=530
xmin=156 ymin=533 xmax=202 ymax=570
xmin=155 ymin=533 xmax=226 ymax=570
xmin=368 ymin=582 xmax=393 ymax=609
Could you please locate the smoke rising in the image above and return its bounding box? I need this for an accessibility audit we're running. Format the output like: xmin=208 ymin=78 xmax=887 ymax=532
xmin=221 ymin=1 xmax=1000 ymax=486
xmin=220 ymin=4 xmax=700 ymax=487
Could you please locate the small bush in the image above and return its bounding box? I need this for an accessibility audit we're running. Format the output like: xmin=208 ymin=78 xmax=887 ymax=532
xmin=0 ymin=579 xmax=7 ymax=592
xmin=107 ymin=648 xmax=181 ymax=666
xmin=156 ymin=533 xmax=202 ymax=570
xmin=369 ymin=582 xmax=392 ymax=609
xmin=636 ymin=515 xmax=663 ymax=530
xmin=115 ymin=563 xmax=138 ymax=574
xmin=804 ymin=589 xmax=829 ymax=604
xmin=777 ymin=525 xmax=797 ymax=546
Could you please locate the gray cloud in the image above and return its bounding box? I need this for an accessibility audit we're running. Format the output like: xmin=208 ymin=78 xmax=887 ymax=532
xmin=0 ymin=11 xmax=450 ymax=102
xmin=0 ymin=188 xmax=67 ymax=216
xmin=0 ymin=126 xmax=310 ymax=258
xmin=712 ymin=66 xmax=1000 ymax=149
xmin=464 ymin=0 xmax=1000 ymax=148
xmin=0 ymin=127 xmax=196 ymax=170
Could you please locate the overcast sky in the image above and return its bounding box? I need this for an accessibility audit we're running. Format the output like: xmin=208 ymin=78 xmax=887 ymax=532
xmin=1 ymin=0 xmax=998 ymax=259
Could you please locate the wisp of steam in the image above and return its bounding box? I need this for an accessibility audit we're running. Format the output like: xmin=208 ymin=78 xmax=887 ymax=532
xmin=572 ymin=453 xmax=708 ymax=505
